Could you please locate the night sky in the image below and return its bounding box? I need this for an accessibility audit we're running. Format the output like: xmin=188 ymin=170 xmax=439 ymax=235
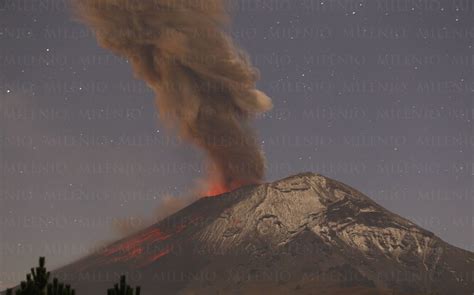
xmin=1 ymin=0 xmax=473 ymax=289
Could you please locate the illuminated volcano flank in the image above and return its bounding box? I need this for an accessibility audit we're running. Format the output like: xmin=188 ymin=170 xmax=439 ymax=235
xmin=49 ymin=173 xmax=474 ymax=295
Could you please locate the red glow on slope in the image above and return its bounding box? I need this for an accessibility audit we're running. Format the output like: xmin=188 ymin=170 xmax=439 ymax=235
xmin=149 ymin=246 xmax=172 ymax=263
xmin=103 ymin=228 xmax=172 ymax=261
xmin=96 ymin=217 xmax=197 ymax=267
xmin=78 ymin=214 xmax=202 ymax=271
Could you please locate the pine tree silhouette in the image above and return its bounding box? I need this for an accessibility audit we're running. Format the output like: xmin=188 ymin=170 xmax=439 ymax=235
xmin=107 ymin=275 xmax=141 ymax=295
xmin=4 ymin=257 xmax=143 ymax=294
xmin=5 ymin=257 xmax=75 ymax=295
xmin=31 ymin=257 xmax=49 ymax=292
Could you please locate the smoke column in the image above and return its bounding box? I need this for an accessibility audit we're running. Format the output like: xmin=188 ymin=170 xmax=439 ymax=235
xmin=73 ymin=0 xmax=272 ymax=195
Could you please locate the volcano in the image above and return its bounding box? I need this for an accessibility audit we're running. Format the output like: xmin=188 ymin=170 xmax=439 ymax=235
xmin=50 ymin=173 xmax=473 ymax=294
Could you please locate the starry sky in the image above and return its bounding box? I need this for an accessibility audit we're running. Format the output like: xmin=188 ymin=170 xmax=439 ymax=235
xmin=1 ymin=0 xmax=473 ymax=289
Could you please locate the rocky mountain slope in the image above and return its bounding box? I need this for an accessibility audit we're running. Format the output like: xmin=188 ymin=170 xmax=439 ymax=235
xmin=52 ymin=172 xmax=474 ymax=294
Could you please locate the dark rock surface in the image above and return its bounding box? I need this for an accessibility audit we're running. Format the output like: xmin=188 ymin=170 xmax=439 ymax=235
xmin=51 ymin=173 xmax=474 ymax=294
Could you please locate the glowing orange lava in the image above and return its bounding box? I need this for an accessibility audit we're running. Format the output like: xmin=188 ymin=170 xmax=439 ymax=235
xmin=79 ymin=217 xmax=197 ymax=271
xmin=148 ymin=246 xmax=172 ymax=263
xmin=206 ymin=182 xmax=230 ymax=196
xmin=205 ymin=179 xmax=259 ymax=197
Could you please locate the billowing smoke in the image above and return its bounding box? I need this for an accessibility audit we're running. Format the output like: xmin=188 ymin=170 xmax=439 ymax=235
xmin=73 ymin=0 xmax=272 ymax=195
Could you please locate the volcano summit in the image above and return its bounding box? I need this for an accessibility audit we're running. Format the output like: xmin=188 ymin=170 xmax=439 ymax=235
xmin=51 ymin=173 xmax=473 ymax=294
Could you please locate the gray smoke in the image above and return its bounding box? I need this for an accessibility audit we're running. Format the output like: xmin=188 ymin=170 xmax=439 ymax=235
xmin=73 ymin=0 xmax=272 ymax=194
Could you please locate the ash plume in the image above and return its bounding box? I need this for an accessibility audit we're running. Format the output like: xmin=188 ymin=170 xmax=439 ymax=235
xmin=72 ymin=0 xmax=272 ymax=194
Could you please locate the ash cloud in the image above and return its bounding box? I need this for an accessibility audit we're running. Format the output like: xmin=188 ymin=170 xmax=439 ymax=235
xmin=72 ymin=0 xmax=272 ymax=194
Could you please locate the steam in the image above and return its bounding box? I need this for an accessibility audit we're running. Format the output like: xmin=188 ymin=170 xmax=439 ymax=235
xmin=72 ymin=0 xmax=272 ymax=194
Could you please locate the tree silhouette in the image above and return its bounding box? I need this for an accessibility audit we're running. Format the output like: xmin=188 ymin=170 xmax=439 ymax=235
xmin=107 ymin=276 xmax=141 ymax=295
xmin=31 ymin=257 xmax=50 ymax=292
xmin=5 ymin=257 xmax=75 ymax=295
xmin=4 ymin=257 xmax=142 ymax=294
